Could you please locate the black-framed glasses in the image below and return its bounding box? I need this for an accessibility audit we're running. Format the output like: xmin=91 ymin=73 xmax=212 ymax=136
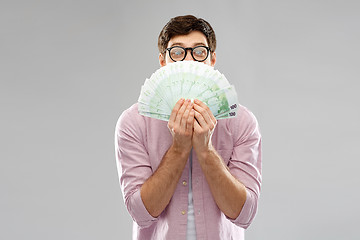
xmin=165 ymin=46 xmax=211 ymax=62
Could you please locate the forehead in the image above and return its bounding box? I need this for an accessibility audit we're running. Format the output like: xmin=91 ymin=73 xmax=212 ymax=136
xmin=167 ymin=31 xmax=209 ymax=48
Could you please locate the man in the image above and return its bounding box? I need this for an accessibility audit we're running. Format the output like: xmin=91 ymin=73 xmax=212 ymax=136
xmin=115 ymin=15 xmax=262 ymax=240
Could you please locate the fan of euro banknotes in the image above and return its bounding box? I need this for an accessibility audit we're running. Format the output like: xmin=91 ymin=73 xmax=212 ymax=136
xmin=138 ymin=61 xmax=239 ymax=121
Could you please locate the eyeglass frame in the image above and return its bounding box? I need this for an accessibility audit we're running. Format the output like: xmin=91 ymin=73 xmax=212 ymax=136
xmin=164 ymin=45 xmax=211 ymax=62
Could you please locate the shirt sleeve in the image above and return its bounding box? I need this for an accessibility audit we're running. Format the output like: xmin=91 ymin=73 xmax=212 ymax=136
xmin=114 ymin=107 xmax=158 ymax=228
xmin=226 ymin=107 xmax=262 ymax=229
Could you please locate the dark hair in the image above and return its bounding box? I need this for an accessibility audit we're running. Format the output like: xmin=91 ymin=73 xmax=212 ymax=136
xmin=158 ymin=15 xmax=216 ymax=54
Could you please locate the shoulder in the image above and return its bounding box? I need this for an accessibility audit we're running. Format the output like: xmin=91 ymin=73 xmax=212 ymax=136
xmin=219 ymin=104 xmax=258 ymax=127
xmin=115 ymin=103 xmax=145 ymax=136
xmin=221 ymin=104 xmax=261 ymax=143
xmin=236 ymin=104 xmax=259 ymax=127
xmin=116 ymin=103 xmax=138 ymax=124
xmin=117 ymin=103 xmax=140 ymax=122
xmin=115 ymin=103 xmax=168 ymax=138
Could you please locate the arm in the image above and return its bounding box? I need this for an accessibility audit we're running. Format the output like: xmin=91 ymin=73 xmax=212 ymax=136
xmin=192 ymin=99 xmax=262 ymax=227
xmin=115 ymin=106 xmax=156 ymax=228
xmin=192 ymin=99 xmax=246 ymax=219
xmin=196 ymin=148 xmax=247 ymax=219
xmin=115 ymin=99 xmax=194 ymax=226
xmin=140 ymin=98 xmax=195 ymax=217
xmin=140 ymin=145 xmax=189 ymax=217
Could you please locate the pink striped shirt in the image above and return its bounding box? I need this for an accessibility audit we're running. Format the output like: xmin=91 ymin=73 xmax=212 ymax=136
xmin=115 ymin=103 xmax=262 ymax=240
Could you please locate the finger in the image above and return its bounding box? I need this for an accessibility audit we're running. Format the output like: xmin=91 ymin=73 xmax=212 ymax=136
xmin=212 ymin=118 xmax=217 ymax=131
xmin=169 ymin=98 xmax=185 ymax=124
xmin=175 ymin=99 xmax=189 ymax=128
xmin=194 ymin=99 xmax=215 ymax=121
xmin=186 ymin=109 xmax=195 ymax=133
xmin=194 ymin=99 xmax=217 ymax=129
xmin=193 ymin=102 xmax=212 ymax=125
xmin=193 ymin=115 xmax=202 ymax=132
xmin=181 ymin=100 xmax=193 ymax=130
xmin=210 ymin=111 xmax=217 ymax=124
xmin=169 ymin=98 xmax=185 ymax=127
xmin=194 ymin=99 xmax=209 ymax=110
xmin=194 ymin=110 xmax=207 ymax=128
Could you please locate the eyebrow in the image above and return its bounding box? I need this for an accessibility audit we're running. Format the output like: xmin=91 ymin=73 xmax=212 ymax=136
xmin=169 ymin=42 xmax=208 ymax=47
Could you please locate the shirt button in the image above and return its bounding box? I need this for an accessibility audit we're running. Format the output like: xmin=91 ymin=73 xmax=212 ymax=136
xmin=181 ymin=210 xmax=186 ymax=215
xmin=182 ymin=181 xmax=187 ymax=186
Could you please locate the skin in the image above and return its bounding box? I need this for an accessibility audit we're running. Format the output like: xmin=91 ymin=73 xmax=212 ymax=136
xmin=140 ymin=30 xmax=247 ymax=219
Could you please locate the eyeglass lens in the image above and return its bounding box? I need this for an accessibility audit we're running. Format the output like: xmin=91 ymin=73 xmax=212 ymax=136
xmin=169 ymin=46 xmax=209 ymax=62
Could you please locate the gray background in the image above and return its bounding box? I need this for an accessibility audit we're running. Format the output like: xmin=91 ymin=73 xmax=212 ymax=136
xmin=1 ymin=0 xmax=359 ymax=239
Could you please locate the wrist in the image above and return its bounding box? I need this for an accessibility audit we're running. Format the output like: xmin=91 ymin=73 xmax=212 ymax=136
xmin=169 ymin=143 xmax=192 ymax=158
xmin=194 ymin=145 xmax=215 ymax=162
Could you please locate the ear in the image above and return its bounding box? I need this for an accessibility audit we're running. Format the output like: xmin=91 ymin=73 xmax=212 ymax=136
xmin=210 ymin=52 xmax=216 ymax=67
xmin=159 ymin=53 xmax=166 ymax=67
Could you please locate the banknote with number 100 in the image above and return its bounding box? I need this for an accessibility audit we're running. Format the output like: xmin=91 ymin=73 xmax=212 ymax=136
xmin=138 ymin=61 xmax=239 ymax=121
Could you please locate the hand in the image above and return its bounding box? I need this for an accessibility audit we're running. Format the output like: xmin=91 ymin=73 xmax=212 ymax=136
xmin=167 ymin=98 xmax=195 ymax=154
xmin=192 ymin=99 xmax=217 ymax=155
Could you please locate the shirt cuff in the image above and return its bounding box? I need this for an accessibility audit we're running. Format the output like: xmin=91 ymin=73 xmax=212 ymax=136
xmin=228 ymin=189 xmax=256 ymax=229
xmin=129 ymin=189 xmax=158 ymax=228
